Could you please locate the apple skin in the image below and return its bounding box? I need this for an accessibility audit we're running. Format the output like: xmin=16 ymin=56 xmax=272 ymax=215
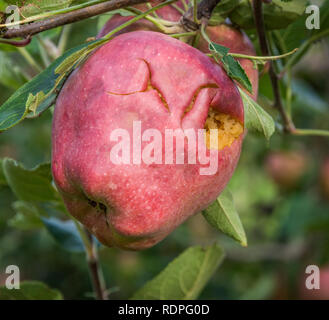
xmin=52 ymin=31 xmax=244 ymax=250
xmin=97 ymin=0 xmax=183 ymax=38
xmin=98 ymin=10 xmax=258 ymax=100
xmin=196 ymin=24 xmax=259 ymax=101
xmin=265 ymin=151 xmax=308 ymax=190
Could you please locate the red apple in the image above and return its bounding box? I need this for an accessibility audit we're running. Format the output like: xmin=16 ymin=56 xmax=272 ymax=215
xmin=98 ymin=6 xmax=258 ymax=100
xmin=97 ymin=0 xmax=184 ymax=38
xmin=265 ymin=151 xmax=308 ymax=190
xmin=52 ymin=31 xmax=244 ymax=250
xmin=196 ymin=24 xmax=259 ymax=100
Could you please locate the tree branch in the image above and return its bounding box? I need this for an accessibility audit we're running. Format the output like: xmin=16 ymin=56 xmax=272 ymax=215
xmin=84 ymin=229 xmax=108 ymax=300
xmin=196 ymin=0 xmax=221 ymax=19
xmin=0 ymin=35 xmax=31 ymax=46
xmin=1 ymin=0 xmax=147 ymax=39
xmin=252 ymin=0 xmax=295 ymax=133
xmin=181 ymin=0 xmax=221 ymax=31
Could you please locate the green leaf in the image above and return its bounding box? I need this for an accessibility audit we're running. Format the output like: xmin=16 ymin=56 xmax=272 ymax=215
xmin=209 ymin=42 xmax=229 ymax=57
xmin=55 ymin=38 xmax=106 ymax=76
xmin=26 ymin=91 xmax=57 ymax=119
xmin=272 ymin=0 xmax=306 ymax=16
xmin=221 ymin=55 xmax=252 ymax=93
xmin=0 ymin=281 xmax=63 ymax=300
xmin=209 ymin=0 xmax=240 ymax=25
xmin=203 ymin=188 xmax=247 ymax=247
xmin=239 ymin=87 xmax=275 ymax=140
xmin=97 ymin=9 xmax=134 ymax=31
xmin=42 ymin=217 xmax=85 ymax=252
xmin=0 ymin=40 xmax=101 ymax=131
xmin=2 ymin=157 xmax=86 ymax=252
xmin=280 ymin=15 xmax=310 ymax=52
xmin=279 ymin=1 xmax=329 ymax=69
xmin=317 ymin=0 xmax=329 ymax=33
xmin=131 ymin=244 xmax=225 ymax=300
xmin=2 ymin=158 xmax=58 ymax=202
xmin=54 ymin=47 xmax=86 ymax=75
xmin=26 ymin=91 xmax=46 ymax=115
xmin=0 ymin=0 xmax=7 ymax=10
xmin=8 ymin=201 xmax=45 ymax=230
xmin=229 ymin=0 xmax=307 ymax=30
xmin=209 ymin=42 xmax=252 ymax=93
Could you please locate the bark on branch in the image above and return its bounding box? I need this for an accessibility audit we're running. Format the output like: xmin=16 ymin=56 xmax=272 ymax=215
xmin=2 ymin=0 xmax=221 ymax=40
xmin=181 ymin=0 xmax=221 ymax=31
xmin=252 ymin=0 xmax=295 ymax=133
xmin=1 ymin=0 xmax=147 ymax=39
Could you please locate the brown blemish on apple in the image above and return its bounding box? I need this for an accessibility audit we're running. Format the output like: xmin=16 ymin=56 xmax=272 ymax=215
xmin=86 ymin=195 xmax=111 ymax=227
xmin=87 ymin=198 xmax=97 ymax=208
xmin=204 ymin=109 xmax=244 ymax=150
xmin=99 ymin=202 xmax=107 ymax=213
xmin=181 ymin=84 xmax=244 ymax=150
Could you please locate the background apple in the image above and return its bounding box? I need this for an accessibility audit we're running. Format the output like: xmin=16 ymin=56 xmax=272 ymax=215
xmin=97 ymin=0 xmax=184 ymax=38
xmin=196 ymin=24 xmax=259 ymax=100
xmin=265 ymin=150 xmax=308 ymax=190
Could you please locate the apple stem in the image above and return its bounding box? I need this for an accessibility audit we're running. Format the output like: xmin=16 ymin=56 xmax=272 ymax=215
xmin=292 ymin=129 xmax=329 ymax=137
xmin=146 ymin=3 xmax=160 ymax=19
xmin=170 ymin=31 xmax=197 ymax=38
xmin=193 ymin=0 xmax=199 ymax=24
xmin=181 ymin=0 xmax=189 ymax=11
xmin=229 ymin=48 xmax=299 ymax=62
xmin=124 ymin=7 xmax=182 ymax=34
xmin=101 ymin=0 xmax=181 ymax=40
xmin=206 ymin=48 xmax=299 ymax=63
xmin=200 ymin=22 xmax=219 ymax=64
xmin=171 ymin=3 xmax=186 ymax=15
